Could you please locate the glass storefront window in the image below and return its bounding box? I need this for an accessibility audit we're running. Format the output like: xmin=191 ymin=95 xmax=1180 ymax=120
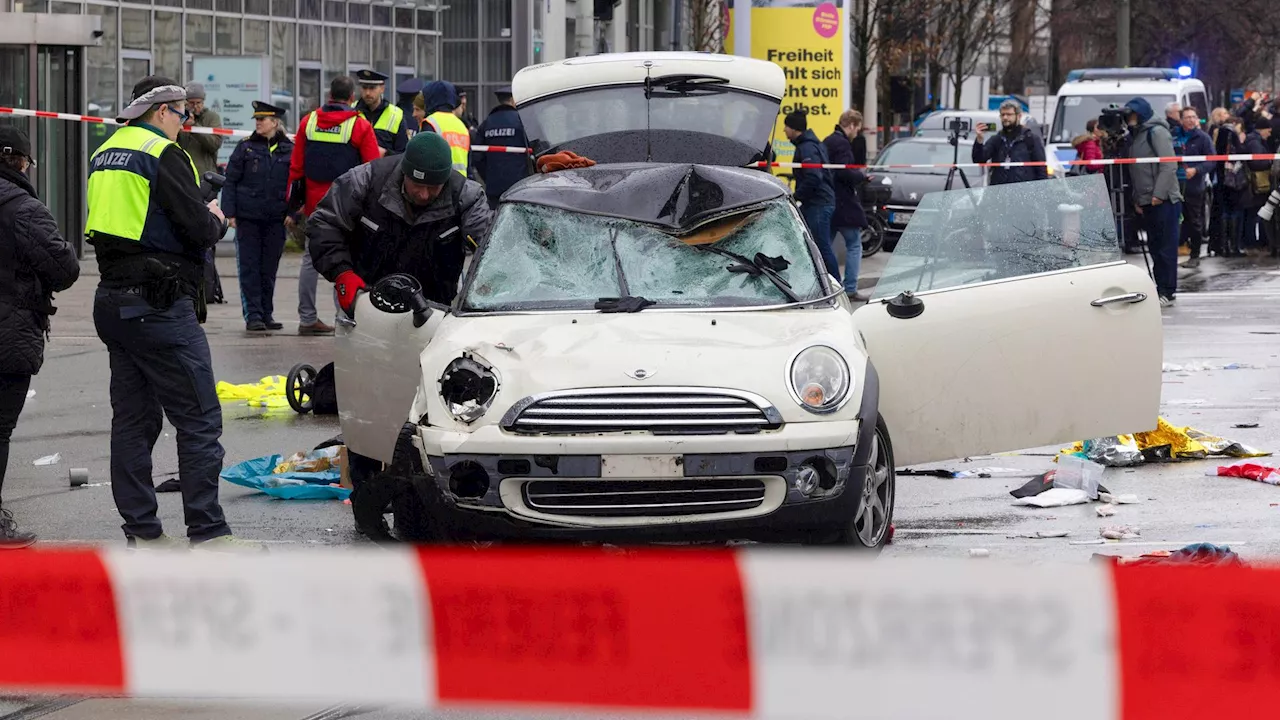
xmin=483 ymin=0 xmax=509 ymax=37
xmin=122 ymin=57 xmax=151 ymax=95
xmin=300 ymin=68 xmax=321 ymax=113
xmin=245 ymin=18 xmax=269 ymax=54
xmin=324 ymin=0 xmax=344 ymax=22
xmin=417 ymin=34 xmax=436 ymax=80
xmin=246 ymin=0 xmax=269 ymax=14
xmin=442 ymin=41 xmax=477 ymax=83
xmin=373 ymin=30 xmax=391 ymax=76
xmin=299 ymin=0 xmax=320 ymax=19
xmin=298 ymin=23 xmax=321 ymax=61
xmin=87 ymin=4 xmax=118 ymax=120
xmin=417 ymin=8 xmax=433 ymax=31
xmin=272 ymin=0 xmax=293 ymax=16
xmin=482 ymin=40 xmax=509 ymax=83
xmin=348 ymin=28 xmax=370 ymax=63
xmin=154 ymin=10 xmax=181 ymax=78
xmin=371 ymin=3 xmax=390 ymax=27
xmin=271 ymin=22 xmax=297 ymax=114
xmin=323 ymin=25 xmax=346 ymax=82
xmin=187 ymin=0 xmax=213 ymax=10
xmin=217 ymin=0 xmax=242 ymax=12
xmin=395 ymin=7 xmax=412 ymax=29
xmin=348 ymin=2 xmax=368 ymax=24
xmin=216 ymin=17 xmax=241 ymax=54
xmin=121 ymin=8 xmax=151 ymax=50
xmin=53 ymin=1 xmax=83 ymax=11
xmin=156 ymin=0 xmax=181 ymax=8
xmin=186 ymin=13 xmax=213 ymax=53
xmin=0 ymin=47 xmax=29 ymax=134
xmin=442 ymin=1 xmax=473 ymax=36
xmin=395 ymin=32 xmax=413 ymax=66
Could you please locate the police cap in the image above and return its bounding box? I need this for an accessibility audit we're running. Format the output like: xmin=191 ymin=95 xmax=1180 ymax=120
xmin=356 ymin=69 xmax=389 ymax=86
xmin=251 ymin=100 xmax=287 ymax=118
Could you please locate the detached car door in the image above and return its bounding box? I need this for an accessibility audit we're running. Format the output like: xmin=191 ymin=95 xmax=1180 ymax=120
xmin=335 ymin=292 xmax=444 ymax=464
xmin=853 ymin=174 xmax=1162 ymax=467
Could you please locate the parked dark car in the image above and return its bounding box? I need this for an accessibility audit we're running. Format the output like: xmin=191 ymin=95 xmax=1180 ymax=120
xmin=870 ymin=137 xmax=987 ymax=250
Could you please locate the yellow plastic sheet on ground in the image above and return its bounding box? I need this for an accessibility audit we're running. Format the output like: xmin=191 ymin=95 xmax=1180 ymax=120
xmin=1062 ymin=416 xmax=1271 ymax=464
xmin=215 ymin=375 xmax=288 ymax=409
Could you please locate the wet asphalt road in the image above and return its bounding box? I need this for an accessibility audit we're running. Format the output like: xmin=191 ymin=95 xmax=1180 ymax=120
xmin=1 ymin=248 xmax=1278 ymax=720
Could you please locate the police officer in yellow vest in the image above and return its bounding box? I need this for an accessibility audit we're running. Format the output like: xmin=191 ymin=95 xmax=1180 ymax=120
xmin=354 ymin=69 xmax=408 ymax=157
xmin=420 ymin=80 xmax=471 ymax=176
xmin=86 ymin=77 xmax=261 ymax=552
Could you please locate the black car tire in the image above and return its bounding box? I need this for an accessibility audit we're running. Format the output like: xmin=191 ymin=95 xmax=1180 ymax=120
xmin=350 ymin=424 xmax=448 ymax=544
xmin=861 ymin=215 xmax=886 ymax=258
xmin=814 ymin=415 xmax=896 ymax=551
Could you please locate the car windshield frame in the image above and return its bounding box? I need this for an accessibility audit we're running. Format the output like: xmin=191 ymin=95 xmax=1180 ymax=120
xmin=876 ymin=140 xmax=983 ymax=176
xmin=457 ymin=199 xmax=835 ymax=314
xmin=517 ymin=83 xmax=780 ymax=166
xmin=1049 ymin=93 xmax=1176 ymax=144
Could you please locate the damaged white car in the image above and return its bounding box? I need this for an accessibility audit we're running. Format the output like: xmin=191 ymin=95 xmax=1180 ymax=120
xmin=336 ymin=52 xmax=1163 ymax=549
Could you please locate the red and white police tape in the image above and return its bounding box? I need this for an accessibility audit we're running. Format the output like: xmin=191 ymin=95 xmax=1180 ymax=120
xmin=0 ymin=544 xmax=1273 ymax=719
xmin=0 ymin=105 xmax=532 ymax=153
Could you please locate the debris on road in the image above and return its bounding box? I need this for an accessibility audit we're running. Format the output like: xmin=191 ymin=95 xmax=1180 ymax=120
xmin=969 ymin=548 xmax=990 ymax=558
xmin=221 ymin=447 xmax=351 ymax=500
xmin=1062 ymin=417 xmax=1271 ymax=467
xmin=1106 ymin=542 xmax=1243 ymax=567
xmin=1207 ymin=462 xmax=1280 ymax=486
xmin=215 ymin=375 xmax=289 ymax=409
xmin=25 ymin=389 xmax=34 ymax=399
xmin=1010 ymin=470 xmax=1111 ymax=501
xmin=68 ymin=468 xmax=89 ymax=487
xmin=33 ymin=453 xmax=60 ymax=466
xmin=1162 ymin=361 xmax=1265 ymax=372
xmin=1234 ymin=423 xmax=1261 ymax=429
xmin=1096 ymin=504 xmax=1117 ymax=517
xmin=1100 ymin=526 xmax=1141 ymax=540
xmin=1013 ymin=530 xmax=1071 ymax=539
xmin=1014 ymin=487 xmax=1090 ymax=507
xmin=1054 ymin=456 xmax=1103 ymax=499
xmin=1098 ymin=492 xmax=1141 ymax=504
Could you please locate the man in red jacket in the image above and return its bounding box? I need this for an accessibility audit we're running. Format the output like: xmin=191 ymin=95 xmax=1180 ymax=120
xmin=286 ymin=75 xmax=381 ymax=335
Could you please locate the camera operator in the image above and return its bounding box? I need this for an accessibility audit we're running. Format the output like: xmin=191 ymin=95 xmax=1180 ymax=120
xmin=1096 ymin=105 xmax=1142 ymax=254
xmin=1123 ymin=97 xmax=1182 ymax=307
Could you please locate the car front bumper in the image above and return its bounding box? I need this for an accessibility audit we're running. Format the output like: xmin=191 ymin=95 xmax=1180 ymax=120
xmin=409 ymin=421 xmax=871 ymax=541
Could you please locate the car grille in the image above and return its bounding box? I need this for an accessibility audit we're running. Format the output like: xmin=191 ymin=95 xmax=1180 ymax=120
xmin=521 ymin=478 xmax=768 ymax=517
xmin=500 ymin=388 xmax=784 ymax=435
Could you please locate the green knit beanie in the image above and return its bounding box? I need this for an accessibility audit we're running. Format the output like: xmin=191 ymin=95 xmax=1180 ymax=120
xmin=401 ymin=131 xmax=454 ymax=185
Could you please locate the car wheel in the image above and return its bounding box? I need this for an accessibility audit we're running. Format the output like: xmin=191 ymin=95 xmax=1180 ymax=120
xmin=818 ymin=416 xmax=896 ymax=550
xmin=861 ymin=216 xmax=885 ymax=258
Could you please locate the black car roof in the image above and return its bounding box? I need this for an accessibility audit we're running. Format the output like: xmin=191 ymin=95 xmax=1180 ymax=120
xmin=500 ymin=163 xmax=789 ymax=233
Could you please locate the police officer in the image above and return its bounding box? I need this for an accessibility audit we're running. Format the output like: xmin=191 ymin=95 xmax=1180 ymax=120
xmin=395 ymin=77 xmax=425 ymax=137
xmin=224 ymin=100 xmax=294 ymax=332
xmin=473 ymin=85 xmax=531 ymax=209
xmin=286 ymin=75 xmax=381 ymax=335
xmin=355 ymin=69 xmax=409 ymax=157
xmin=307 ymin=131 xmax=491 ymax=539
xmin=419 ymin=80 xmax=472 ymax=177
xmin=86 ymin=77 xmax=261 ymax=551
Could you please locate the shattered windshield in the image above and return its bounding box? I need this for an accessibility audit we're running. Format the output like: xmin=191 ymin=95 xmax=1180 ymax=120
xmin=463 ymin=200 xmax=826 ymax=311
xmin=871 ymin=173 xmax=1122 ymax=299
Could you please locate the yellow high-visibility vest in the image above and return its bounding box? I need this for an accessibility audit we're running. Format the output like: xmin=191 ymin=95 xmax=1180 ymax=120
xmin=426 ymin=111 xmax=471 ymax=176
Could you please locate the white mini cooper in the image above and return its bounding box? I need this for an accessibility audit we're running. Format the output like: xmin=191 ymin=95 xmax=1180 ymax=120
xmin=335 ymin=52 xmax=1162 ymax=550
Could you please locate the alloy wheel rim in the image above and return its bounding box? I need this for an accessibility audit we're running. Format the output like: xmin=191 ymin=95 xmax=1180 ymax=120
xmin=854 ymin=428 xmax=893 ymax=546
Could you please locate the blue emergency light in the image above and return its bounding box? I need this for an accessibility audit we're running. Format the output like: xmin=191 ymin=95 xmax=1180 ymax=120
xmin=1177 ymin=65 xmax=1193 ymax=78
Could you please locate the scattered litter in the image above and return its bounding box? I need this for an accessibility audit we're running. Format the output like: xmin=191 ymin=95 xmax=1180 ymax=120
xmin=1098 ymin=492 xmax=1141 ymax=504
xmin=1079 ymin=435 xmax=1144 ymax=467
xmin=1108 ymin=543 xmax=1242 ymax=567
xmin=1096 ymin=504 xmax=1117 ymax=517
xmin=900 ymin=468 xmax=961 ymax=478
xmin=68 ymin=468 xmax=89 ymax=488
xmin=25 ymin=389 xmax=35 ymax=399
xmin=325 ymin=528 xmax=335 ymax=533
xmin=969 ymin=549 xmax=990 ymax=558
xmin=1053 ymin=456 xmax=1103 ymax=499
xmin=1208 ymin=463 xmax=1280 ymax=486
xmin=1063 ymin=417 xmax=1271 ymax=466
xmin=1195 ymin=524 xmax=1216 ymax=529
xmin=952 ymin=467 xmax=1036 ymax=478
xmin=1014 ymin=487 xmax=1090 ymax=507
xmin=1162 ymin=362 xmax=1265 ymax=372
xmin=221 ymin=448 xmax=350 ymax=500
xmin=1101 ymin=526 xmax=1141 ymax=540
xmin=1166 ymin=399 xmax=1205 ymax=406
xmin=1070 ymin=539 xmax=1106 ymax=545
xmin=33 ymin=453 xmax=61 ymax=466
xmin=215 ymin=375 xmax=290 ymax=409
xmin=1234 ymin=423 xmax=1260 ymax=429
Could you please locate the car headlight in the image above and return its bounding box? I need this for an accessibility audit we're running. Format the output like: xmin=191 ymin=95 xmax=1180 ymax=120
xmin=788 ymin=346 xmax=851 ymax=414
xmin=439 ymin=355 xmax=499 ymax=424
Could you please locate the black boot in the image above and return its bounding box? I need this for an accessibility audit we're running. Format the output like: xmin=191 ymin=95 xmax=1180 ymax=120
xmin=0 ymin=508 xmax=35 ymax=549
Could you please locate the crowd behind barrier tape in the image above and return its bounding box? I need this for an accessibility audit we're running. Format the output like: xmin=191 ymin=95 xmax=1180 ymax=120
xmin=0 ymin=544 xmax=1278 ymax=719
xmin=0 ymin=105 xmax=533 ymax=153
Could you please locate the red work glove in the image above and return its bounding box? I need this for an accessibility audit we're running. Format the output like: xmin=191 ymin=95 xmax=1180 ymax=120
xmin=335 ymin=270 xmax=367 ymax=314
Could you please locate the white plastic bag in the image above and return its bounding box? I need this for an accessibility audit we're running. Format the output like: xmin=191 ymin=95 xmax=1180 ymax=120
xmin=1014 ymin=488 xmax=1090 ymax=508
xmin=1053 ymin=455 xmax=1103 ymax=499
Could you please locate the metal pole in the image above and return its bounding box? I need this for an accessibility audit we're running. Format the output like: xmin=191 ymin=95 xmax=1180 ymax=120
xmin=863 ymin=0 xmax=879 ymax=155
xmin=1116 ymin=0 xmax=1130 ymax=67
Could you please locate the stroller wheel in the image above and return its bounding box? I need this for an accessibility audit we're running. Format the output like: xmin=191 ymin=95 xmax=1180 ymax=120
xmin=286 ymin=363 xmax=317 ymax=414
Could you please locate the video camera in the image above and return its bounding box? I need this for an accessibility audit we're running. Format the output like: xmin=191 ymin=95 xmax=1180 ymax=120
xmin=1098 ymin=103 xmax=1130 ymax=136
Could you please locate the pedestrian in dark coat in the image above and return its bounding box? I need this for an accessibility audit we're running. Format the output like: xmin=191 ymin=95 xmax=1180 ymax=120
xmin=783 ymin=111 xmax=840 ymax=281
xmin=1177 ymin=107 xmax=1216 ymax=267
xmin=224 ymin=101 xmax=295 ymax=332
xmin=0 ymin=127 xmax=79 ymax=546
xmin=972 ymin=99 xmax=1048 ymax=185
xmin=472 ymin=86 xmax=530 ymax=209
xmin=1240 ymin=125 xmax=1273 ymax=251
xmin=823 ymin=110 xmax=869 ymax=299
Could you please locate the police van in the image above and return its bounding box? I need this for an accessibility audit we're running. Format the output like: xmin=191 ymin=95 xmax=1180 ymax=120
xmin=1045 ymin=68 xmax=1209 ymax=167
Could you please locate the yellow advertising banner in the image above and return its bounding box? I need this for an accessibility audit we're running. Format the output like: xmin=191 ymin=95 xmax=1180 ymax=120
xmin=725 ymin=0 xmax=846 ymax=170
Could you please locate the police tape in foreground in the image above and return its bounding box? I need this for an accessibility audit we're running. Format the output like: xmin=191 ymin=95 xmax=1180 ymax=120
xmin=0 ymin=545 xmax=1273 ymax=719
xmin=0 ymin=105 xmax=531 ymax=153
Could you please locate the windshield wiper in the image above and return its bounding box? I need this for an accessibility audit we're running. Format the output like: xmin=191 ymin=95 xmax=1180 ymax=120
xmin=697 ymin=246 xmax=801 ymax=303
xmin=595 ymin=296 xmax=656 ymax=313
xmin=645 ymin=74 xmax=730 ymax=97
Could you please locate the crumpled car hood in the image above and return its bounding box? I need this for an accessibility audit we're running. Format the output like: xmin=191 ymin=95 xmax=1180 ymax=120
xmin=417 ymin=308 xmax=868 ymax=431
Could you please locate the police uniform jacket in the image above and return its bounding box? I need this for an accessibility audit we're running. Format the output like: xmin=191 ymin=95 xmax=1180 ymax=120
xmin=472 ymin=104 xmax=530 ymax=203
xmin=223 ymin=130 xmax=294 ymax=221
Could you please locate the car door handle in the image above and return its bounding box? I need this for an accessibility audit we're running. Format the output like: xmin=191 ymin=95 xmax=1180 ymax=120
xmin=1091 ymin=292 xmax=1147 ymax=307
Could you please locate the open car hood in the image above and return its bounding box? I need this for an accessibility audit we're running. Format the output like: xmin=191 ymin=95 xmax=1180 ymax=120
xmin=511 ymin=52 xmax=786 ymax=166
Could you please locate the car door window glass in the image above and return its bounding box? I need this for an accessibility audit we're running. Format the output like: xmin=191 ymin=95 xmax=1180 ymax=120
xmin=871 ymin=173 xmax=1122 ymax=299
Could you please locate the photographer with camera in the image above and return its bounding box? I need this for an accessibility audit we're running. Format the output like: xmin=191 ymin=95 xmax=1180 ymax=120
xmin=972 ymin=100 xmax=1047 ymax=186
xmin=1123 ymin=97 xmax=1182 ymax=307
xmin=0 ymin=127 xmax=80 ymax=547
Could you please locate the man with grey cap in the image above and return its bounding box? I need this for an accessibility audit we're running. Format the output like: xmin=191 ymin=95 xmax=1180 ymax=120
xmin=175 ymin=83 xmax=223 ymax=179
xmin=307 ymin=131 xmax=491 ymax=540
xmin=85 ymin=76 xmax=260 ymax=552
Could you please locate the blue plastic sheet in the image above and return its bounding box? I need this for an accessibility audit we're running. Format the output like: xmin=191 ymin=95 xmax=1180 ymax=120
xmin=220 ymin=453 xmax=351 ymax=500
